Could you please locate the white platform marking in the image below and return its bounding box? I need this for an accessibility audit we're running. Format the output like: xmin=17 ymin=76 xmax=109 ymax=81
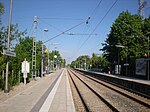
xmin=39 ymin=70 xmax=64 ymax=112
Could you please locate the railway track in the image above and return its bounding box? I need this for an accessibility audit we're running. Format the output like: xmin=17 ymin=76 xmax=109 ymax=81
xmin=68 ymin=69 xmax=90 ymax=112
xmin=68 ymin=69 xmax=119 ymax=112
xmin=68 ymin=68 xmax=150 ymax=112
xmin=76 ymin=69 xmax=150 ymax=99
xmin=73 ymin=69 xmax=150 ymax=108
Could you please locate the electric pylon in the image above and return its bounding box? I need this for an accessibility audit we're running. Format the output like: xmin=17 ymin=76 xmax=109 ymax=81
xmin=32 ymin=16 xmax=37 ymax=78
xmin=138 ymin=0 xmax=147 ymax=17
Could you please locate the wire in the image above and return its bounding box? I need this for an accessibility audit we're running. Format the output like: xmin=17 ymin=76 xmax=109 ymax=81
xmin=68 ymin=0 xmax=103 ymax=61
xmin=38 ymin=17 xmax=84 ymax=21
xmin=28 ymin=22 xmax=34 ymax=37
xmin=68 ymin=0 xmax=103 ymax=62
xmin=43 ymin=18 xmax=90 ymax=43
xmin=38 ymin=18 xmax=98 ymax=36
xmin=37 ymin=24 xmax=43 ymax=32
xmin=86 ymin=42 xmax=101 ymax=55
xmin=70 ymin=0 xmax=118 ymax=59
xmin=64 ymin=33 xmax=98 ymax=36
xmin=38 ymin=18 xmax=63 ymax=33
xmin=90 ymin=0 xmax=103 ymax=17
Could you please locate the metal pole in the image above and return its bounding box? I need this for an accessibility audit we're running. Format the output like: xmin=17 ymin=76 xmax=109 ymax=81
xmin=24 ymin=58 xmax=27 ymax=85
xmin=79 ymin=61 xmax=81 ymax=69
xmin=12 ymin=70 xmax=14 ymax=86
xmin=2 ymin=70 xmax=4 ymax=88
xmin=41 ymin=29 xmax=48 ymax=77
xmin=41 ymin=32 xmax=44 ymax=77
xmin=52 ymin=61 xmax=54 ymax=71
xmin=5 ymin=0 xmax=12 ymax=93
xmin=117 ymin=47 xmax=120 ymax=75
xmin=7 ymin=0 xmax=12 ymax=49
xmin=32 ymin=16 xmax=37 ymax=79
xmin=24 ymin=73 xmax=27 ymax=85
xmin=48 ymin=50 xmax=49 ymax=73
xmin=126 ymin=47 xmax=128 ymax=75
xmin=148 ymin=36 xmax=149 ymax=80
xmin=18 ymin=70 xmax=20 ymax=83
xmin=84 ymin=58 xmax=86 ymax=70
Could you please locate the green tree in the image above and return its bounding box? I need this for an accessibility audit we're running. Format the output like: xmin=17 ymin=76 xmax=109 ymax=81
xmin=0 ymin=2 xmax=4 ymax=24
xmin=0 ymin=25 xmax=26 ymax=89
xmin=101 ymin=11 xmax=148 ymax=75
xmin=0 ymin=24 xmax=26 ymax=71
xmin=91 ymin=53 xmax=99 ymax=68
xmin=0 ymin=2 xmax=4 ymax=52
xmin=47 ymin=50 xmax=65 ymax=68
xmin=13 ymin=37 xmax=33 ymax=69
xmin=91 ymin=53 xmax=110 ymax=70
xmin=142 ymin=16 xmax=150 ymax=57
xmin=71 ymin=55 xmax=91 ymax=69
xmin=36 ymin=41 xmax=42 ymax=73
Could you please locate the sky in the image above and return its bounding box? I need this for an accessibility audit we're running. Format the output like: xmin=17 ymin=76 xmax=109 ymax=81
xmin=1 ymin=0 xmax=150 ymax=64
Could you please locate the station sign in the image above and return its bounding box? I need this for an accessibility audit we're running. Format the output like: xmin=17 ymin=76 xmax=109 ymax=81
xmin=3 ymin=49 xmax=16 ymax=57
xmin=22 ymin=59 xmax=30 ymax=75
xmin=54 ymin=60 xmax=58 ymax=62
xmin=123 ymin=63 xmax=129 ymax=66
xmin=21 ymin=59 xmax=30 ymax=84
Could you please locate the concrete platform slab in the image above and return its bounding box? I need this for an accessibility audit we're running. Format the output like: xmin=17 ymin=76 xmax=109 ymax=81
xmin=40 ymin=68 xmax=75 ymax=112
xmin=0 ymin=68 xmax=75 ymax=112
xmin=0 ymin=70 xmax=62 ymax=112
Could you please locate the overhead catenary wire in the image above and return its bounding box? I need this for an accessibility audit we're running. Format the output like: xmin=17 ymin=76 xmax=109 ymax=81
xmin=79 ymin=0 xmax=103 ymax=38
xmin=28 ymin=22 xmax=34 ymax=38
xmin=38 ymin=17 xmax=84 ymax=21
xmin=90 ymin=0 xmax=103 ymax=17
xmin=64 ymin=33 xmax=98 ymax=36
xmin=38 ymin=18 xmax=63 ymax=33
xmin=43 ymin=17 xmax=90 ymax=43
xmin=70 ymin=0 xmax=118 ymax=60
xmin=38 ymin=18 xmax=97 ymax=36
xmin=66 ymin=0 xmax=103 ymax=38
xmin=37 ymin=24 xmax=43 ymax=33
xmin=68 ymin=0 xmax=103 ymax=61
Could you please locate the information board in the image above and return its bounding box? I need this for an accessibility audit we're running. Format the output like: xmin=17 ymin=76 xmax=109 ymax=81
xmin=136 ymin=58 xmax=146 ymax=75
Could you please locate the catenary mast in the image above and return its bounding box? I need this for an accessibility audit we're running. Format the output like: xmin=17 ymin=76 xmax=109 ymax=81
xmin=32 ymin=16 xmax=37 ymax=78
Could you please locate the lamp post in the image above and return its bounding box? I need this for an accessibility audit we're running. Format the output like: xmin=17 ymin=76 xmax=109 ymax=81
xmin=5 ymin=0 xmax=12 ymax=93
xmin=41 ymin=29 xmax=48 ymax=78
xmin=50 ymin=60 xmax=53 ymax=72
xmin=84 ymin=58 xmax=86 ymax=70
xmin=79 ymin=60 xmax=82 ymax=69
xmin=148 ymin=36 xmax=149 ymax=80
xmin=47 ymin=49 xmax=50 ymax=73
xmin=115 ymin=45 xmax=127 ymax=75
xmin=48 ymin=43 xmax=59 ymax=72
xmin=78 ymin=61 xmax=80 ymax=68
xmin=45 ymin=48 xmax=50 ymax=73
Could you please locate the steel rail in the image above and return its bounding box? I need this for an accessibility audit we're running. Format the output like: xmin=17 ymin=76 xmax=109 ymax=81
xmin=67 ymin=69 xmax=90 ymax=112
xmin=68 ymin=69 xmax=119 ymax=112
xmin=73 ymin=69 xmax=150 ymax=109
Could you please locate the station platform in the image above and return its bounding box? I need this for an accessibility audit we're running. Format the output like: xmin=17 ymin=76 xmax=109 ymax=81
xmin=0 ymin=68 xmax=75 ymax=112
xmin=93 ymin=71 xmax=150 ymax=85
xmin=76 ymin=68 xmax=150 ymax=85
xmin=75 ymin=68 xmax=150 ymax=96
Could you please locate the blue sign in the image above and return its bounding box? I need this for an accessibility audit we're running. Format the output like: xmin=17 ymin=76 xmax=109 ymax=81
xmin=42 ymin=54 xmax=45 ymax=59
xmin=54 ymin=60 xmax=58 ymax=62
